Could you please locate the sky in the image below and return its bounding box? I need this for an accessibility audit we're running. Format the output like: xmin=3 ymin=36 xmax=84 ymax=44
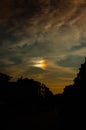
xmin=0 ymin=0 xmax=86 ymax=94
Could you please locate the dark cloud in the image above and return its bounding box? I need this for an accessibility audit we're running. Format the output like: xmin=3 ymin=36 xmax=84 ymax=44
xmin=0 ymin=0 xmax=77 ymax=33
xmin=0 ymin=29 xmax=18 ymax=45
xmin=0 ymin=0 xmax=85 ymax=46
xmin=22 ymin=41 xmax=52 ymax=57
xmin=10 ymin=57 xmax=22 ymax=65
xmin=71 ymin=39 xmax=86 ymax=51
xmin=25 ymin=67 xmax=47 ymax=75
xmin=57 ymin=55 xmax=84 ymax=68
xmin=0 ymin=0 xmax=86 ymax=94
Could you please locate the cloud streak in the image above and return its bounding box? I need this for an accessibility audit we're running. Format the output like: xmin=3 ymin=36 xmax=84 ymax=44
xmin=0 ymin=0 xmax=86 ymax=94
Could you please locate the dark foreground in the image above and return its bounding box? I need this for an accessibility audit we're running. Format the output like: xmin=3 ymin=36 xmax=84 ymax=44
xmin=9 ymin=109 xmax=59 ymax=130
xmin=0 ymin=101 xmax=85 ymax=130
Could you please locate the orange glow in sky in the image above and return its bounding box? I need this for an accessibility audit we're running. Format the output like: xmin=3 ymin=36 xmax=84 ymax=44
xmin=33 ymin=59 xmax=46 ymax=69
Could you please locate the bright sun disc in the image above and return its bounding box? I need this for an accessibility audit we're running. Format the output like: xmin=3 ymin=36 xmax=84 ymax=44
xmin=34 ymin=59 xmax=46 ymax=69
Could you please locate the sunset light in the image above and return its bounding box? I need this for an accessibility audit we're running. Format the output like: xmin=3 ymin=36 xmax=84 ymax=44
xmin=33 ymin=59 xmax=46 ymax=69
xmin=0 ymin=0 xmax=86 ymax=94
xmin=1 ymin=0 xmax=86 ymax=129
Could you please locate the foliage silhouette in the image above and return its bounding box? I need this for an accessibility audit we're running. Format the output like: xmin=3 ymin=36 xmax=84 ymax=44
xmin=0 ymin=73 xmax=53 ymax=108
xmin=0 ymin=72 xmax=11 ymax=82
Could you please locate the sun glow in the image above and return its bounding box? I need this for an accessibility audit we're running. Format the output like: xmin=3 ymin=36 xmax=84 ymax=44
xmin=33 ymin=59 xmax=46 ymax=69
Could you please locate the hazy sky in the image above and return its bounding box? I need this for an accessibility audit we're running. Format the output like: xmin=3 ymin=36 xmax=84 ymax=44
xmin=0 ymin=0 xmax=86 ymax=94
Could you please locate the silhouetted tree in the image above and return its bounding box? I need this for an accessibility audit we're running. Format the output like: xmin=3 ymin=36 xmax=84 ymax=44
xmin=0 ymin=72 xmax=11 ymax=83
xmin=59 ymin=57 xmax=86 ymax=129
xmin=63 ymin=57 xmax=86 ymax=99
xmin=16 ymin=77 xmax=53 ymax=102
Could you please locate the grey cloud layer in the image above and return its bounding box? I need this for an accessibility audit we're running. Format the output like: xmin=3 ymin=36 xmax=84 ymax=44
xmin=0 ymin=0 xmax=85 ymax=39
xmin=0 ymin=0 xmax=86 ymax=93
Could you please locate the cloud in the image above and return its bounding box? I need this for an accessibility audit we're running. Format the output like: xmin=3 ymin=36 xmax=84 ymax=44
xmin=10 ymin=57 xmax=22 ymax=65
xmin=0 ymin=0 xmax=85 ymax=40
xmin=0 ymin=0 xmax=86 ymax=93
xmin=57 ymin=55 xmax=84 ymax=68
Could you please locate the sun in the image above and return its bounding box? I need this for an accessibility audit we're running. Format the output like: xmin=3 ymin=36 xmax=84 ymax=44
xmin=33 ymin=59 xmax=46 ymax=69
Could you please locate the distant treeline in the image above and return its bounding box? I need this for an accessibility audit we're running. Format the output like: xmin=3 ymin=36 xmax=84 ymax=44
xmin=0 ymin=72 xmax=53 ymax=105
